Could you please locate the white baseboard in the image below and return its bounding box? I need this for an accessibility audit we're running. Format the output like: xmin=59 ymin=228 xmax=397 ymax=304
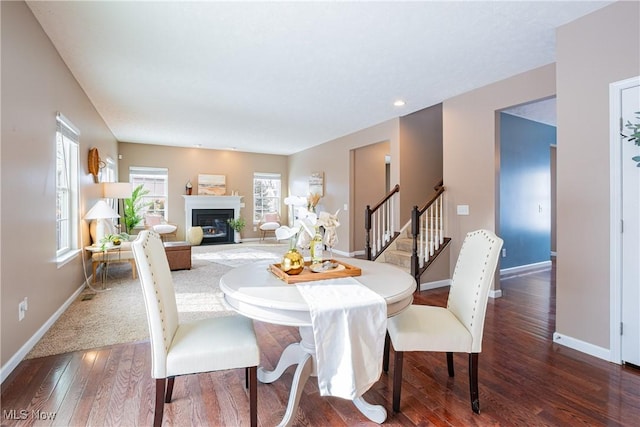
xmin=552 ymin=332 xmax=612 ymax=362
xmin=489 ymin=289 xmax=503 ymax=299
xmin=418 ymin=279 xmax=503 ymax=298
xmin=419 ymin=279 xmax=450 ymax=292
xmin=1 ymin=282 xmax=86 ymax=384
xmin=500 ymin=260 xmax=552 ymax=277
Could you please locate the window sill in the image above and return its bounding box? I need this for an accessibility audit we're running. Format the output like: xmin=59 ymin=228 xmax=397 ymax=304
xmin=56 ymin=248 xmax=81 ymax=268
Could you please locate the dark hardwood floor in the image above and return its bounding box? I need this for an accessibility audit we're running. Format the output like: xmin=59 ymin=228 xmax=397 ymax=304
xmin=2 ymin=265 xmax=639 ymax=426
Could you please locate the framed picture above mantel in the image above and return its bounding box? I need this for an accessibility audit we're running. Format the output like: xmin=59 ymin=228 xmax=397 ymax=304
xmin=198 ymin=174 xmax=226 ymax=195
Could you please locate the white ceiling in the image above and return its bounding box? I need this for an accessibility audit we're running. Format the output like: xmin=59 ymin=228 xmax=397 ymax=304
xmin=27 ymin=1 xmax=609 ymax=155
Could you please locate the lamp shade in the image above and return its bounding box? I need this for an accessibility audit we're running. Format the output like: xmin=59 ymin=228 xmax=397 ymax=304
xmin=84 ymin=200 xmax=120 ymax=220
xmin=102 ymin=182 xmax=132 ymax=199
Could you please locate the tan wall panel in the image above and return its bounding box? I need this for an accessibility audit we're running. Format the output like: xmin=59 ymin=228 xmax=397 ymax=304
xmin=555 ymin=0 xmax=640 ymax=348
xmin=353 ymin=141 xmax=390 ymax=251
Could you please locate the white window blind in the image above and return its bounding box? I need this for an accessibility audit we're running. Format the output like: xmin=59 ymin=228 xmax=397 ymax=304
xmin=253 ymin=172 xmax=281 ymax=222
xmin=56 ymin=113 xmax=80 ymax=261
xmin=129 ymin=167 xmax=169 ymax=219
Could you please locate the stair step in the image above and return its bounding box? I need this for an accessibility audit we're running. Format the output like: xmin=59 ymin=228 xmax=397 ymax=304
xmin=396 ymin=237 xmax=413 ymax=252
xmin=384 ymin=249 xmax=412 ymax=269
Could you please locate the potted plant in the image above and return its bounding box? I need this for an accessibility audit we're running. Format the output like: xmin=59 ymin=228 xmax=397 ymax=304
xmin=123 ymin=184 xmax=151 ymax=234
xmin=227 ymin=217 xmax=246 ymax=243
xmin=99 ymin=232 xmax=130 ymax=251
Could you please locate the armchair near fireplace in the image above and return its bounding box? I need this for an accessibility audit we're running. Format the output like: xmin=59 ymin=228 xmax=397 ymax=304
xmin=144 ymin=213 xmax=178 ymax=242
xmin=258 ymin=212 xmax=281 ymax=241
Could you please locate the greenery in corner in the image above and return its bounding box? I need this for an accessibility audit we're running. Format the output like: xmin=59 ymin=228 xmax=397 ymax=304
xmin=227 ymin=217 xmax=246 ymax=232
xmin=622 ymin=111 xmax=640 ymax=167
xmin=123 ymin=184 xmax=151 ymax=233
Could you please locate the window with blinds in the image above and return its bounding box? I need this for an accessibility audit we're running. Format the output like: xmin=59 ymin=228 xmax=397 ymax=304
xmin=253 ymin=172 xmax=281 ymax=222
xmin=129 ymin=167 xmax=169 ymax=219
xmin=56 ymin=113 xmax=80 ymax=261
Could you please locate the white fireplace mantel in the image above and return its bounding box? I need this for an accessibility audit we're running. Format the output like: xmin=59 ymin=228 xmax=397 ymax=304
xmin=183 ymin=195 xmax=244 ymax=230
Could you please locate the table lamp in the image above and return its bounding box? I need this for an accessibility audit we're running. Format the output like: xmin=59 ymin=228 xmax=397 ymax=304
xmin=84 ymin=200 xmax=120 ymax=244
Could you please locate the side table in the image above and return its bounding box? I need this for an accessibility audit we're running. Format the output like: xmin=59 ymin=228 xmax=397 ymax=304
xmin=84 ymin=245 xmax=121 ymax=287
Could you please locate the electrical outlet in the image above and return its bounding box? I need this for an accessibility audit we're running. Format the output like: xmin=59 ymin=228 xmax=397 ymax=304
xmin=502 ymin=248 xmax=507 ymax=258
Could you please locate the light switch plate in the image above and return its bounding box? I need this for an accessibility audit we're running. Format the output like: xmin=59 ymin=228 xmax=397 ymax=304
xmin=457 ymin=205 xmax=470 ymax=215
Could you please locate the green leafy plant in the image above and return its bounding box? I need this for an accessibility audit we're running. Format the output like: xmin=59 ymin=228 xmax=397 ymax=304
xmin=227 ymin=217 xmax=246 ymax=232
xmin=622 ymin=111 xmax=640 ymax=167
xmin=123 ymin=184 xmax=151 ymax=233
xmin=99 ymin=232 xmax=130 ymax=251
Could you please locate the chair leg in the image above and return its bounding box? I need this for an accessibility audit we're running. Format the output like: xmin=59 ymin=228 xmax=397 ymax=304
xmin=383 ymin=332 xmax=390 ymax=373
xmin=248 ymin=366 xmax=258 ymax=427
xmin=447 ymin=352 xmax=455 ymax=377
xmin=165 ymin=377 xmax=175 ymax=403
xmin=392 ymin=348 xmax=404 ymax=412
xmin=469 ymin=353 xmax=480 ymax=414
xmin=154 ymin=378 xmax=166 ymax=427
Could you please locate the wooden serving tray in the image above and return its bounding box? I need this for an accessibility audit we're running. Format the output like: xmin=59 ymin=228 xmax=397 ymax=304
xmin=269 ymin=259 xmax=362 ymax=284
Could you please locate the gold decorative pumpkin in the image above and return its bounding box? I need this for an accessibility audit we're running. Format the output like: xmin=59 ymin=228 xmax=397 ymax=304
xmin=281 ymin=249 xmax=304 ymax=275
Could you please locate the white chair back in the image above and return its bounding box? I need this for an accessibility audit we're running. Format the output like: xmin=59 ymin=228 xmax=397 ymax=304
xmin=446 ymin=229 xmax=503 ymax=352
xmin=132 ymin=230 xmax=179 ymax=378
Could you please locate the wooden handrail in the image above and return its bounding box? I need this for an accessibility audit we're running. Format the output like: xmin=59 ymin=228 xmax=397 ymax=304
xmin=410 ymin=181 xmax=448 ymax=288
xmin=416 ymin=184 xmax=445 ymax=215
xmin=365 ymin=184 xmax=400 ymax=261
xmin=370 ymin=184 xmax=400 ymax=213
xmin=364 ymin=180 xmax=449 ymax=290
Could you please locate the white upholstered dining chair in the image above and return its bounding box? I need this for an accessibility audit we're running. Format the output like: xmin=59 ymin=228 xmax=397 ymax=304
xmin=384 ymin=229 xmax=503 ymax=414
xmin=131 ymin=230 xmax=260 ymax=427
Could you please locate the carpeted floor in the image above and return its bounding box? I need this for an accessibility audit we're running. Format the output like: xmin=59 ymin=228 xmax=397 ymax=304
xmin=26 ymin=241 xmax=288 ymax=359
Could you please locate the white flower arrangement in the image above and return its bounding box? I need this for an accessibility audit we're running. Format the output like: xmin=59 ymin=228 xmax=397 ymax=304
xmin=276 ymin=196 xmax=341 ymax=252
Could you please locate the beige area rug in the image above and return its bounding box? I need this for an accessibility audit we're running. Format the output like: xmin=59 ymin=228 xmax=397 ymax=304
xmin=26 ymin=242 xmax=288 ymax=359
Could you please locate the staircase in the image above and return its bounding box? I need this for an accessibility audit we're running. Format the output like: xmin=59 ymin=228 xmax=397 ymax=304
xmin=365 ymin=181 xmax=451 ymax=290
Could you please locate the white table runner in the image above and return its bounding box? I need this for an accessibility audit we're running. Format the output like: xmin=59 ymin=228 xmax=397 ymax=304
xmin=297 ymin=277 xmax=387 ymax=400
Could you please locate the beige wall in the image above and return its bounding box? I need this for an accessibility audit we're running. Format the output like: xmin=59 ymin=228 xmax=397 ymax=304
xmin=399 ymin=104 xmax=444 ymax=222
xmin=1 ymin=2 xmax=119 ymax=368
xmin=555 ymin=0 xmax=640 ymax=349
xmin=117 ymin=142 xmax=288 ymax=240
xmin=443 ymin=64 xmax=556 ymax=288
xmin=288 ymin=119 xmax=400 ymax=255
xmin=353 ymin=141 xmax=390 ymax=251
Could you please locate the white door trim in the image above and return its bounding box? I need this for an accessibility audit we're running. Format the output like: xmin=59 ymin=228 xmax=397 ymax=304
xmin=609 ymin=75 xmax=640 ymax=364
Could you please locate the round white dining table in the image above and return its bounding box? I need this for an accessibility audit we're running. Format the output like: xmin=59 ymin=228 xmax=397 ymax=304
xmin=220 ymin=257 xmax=415 ymax=426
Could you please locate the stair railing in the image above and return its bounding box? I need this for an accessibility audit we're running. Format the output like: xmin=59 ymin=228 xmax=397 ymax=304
xmin=410 ymin=180 xmax=448 ymax=285
xmin=365 ymin=184 xmax=401 ymax=261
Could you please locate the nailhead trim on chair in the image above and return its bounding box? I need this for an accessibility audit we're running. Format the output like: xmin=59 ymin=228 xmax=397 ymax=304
xmin=142 ymin=231 xmax=172 ymax=353
xmin=447 ymin=229 xmax=496 ymax=329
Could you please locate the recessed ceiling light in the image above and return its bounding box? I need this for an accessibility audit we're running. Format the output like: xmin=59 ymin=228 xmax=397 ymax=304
xmin=393 ymin=100 xmax=406 ymax=107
